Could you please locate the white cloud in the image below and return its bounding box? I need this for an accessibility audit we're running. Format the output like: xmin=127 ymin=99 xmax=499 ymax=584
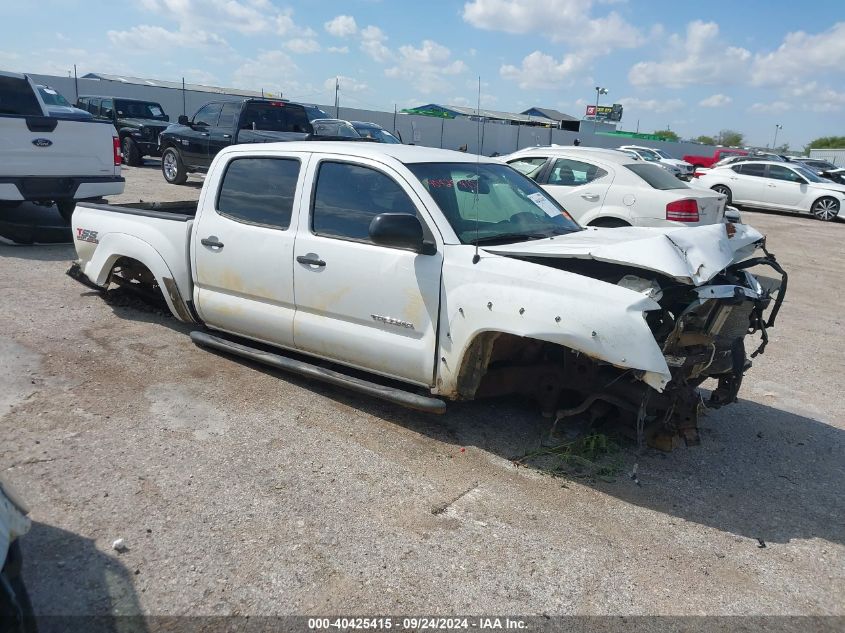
xmin=628 ymin=21 xmax=751 ymax=87
xmin=360 ymin=25 xmax=390 ymax=63
xmin=699 ymin=93 xmax=732 ymax=108
xmin=138 ymin=0 xmax=308 ymax=36
xmin=385 ymin=40 xmax=467 ymax=94
xmin=324 ymin=75 xmax=367 ymax=93
xmin=285 ymin=38 xmax=320 ymax=54
xmin=462 ymin=0 xmax=642 ymax=50
xmin=107 ymin=25 xmax=229 ymax=51
xmin=327 ymin=46 xmax=349 ymax=54
xmin=617 ymin=97 xmax=685 ymax=113
xmin=232 ymin=50 xmax=298 ymax=90
xmin=324 ymin=15 xmax=357 ymax=38
xmin=183 ymin=68 xmax=219 ymax=85
xmin=500 ymin=51 xmax=585 ymax=89
xmin=752 ymin=22 xmax=845 ymax=87
xmin=748 ymin=101 xmax=792 ymax=114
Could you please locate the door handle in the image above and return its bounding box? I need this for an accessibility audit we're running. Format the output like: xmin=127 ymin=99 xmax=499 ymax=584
xmin=580 ymin=194 xmax=600 ymax=202
xmin=200 ymin=132 xmax=209 ymax=136
xmin=297 ymin=255 xmax=326 ymax=267
xmin=201 ymin=237 xmax=224 ymax=248
xmin=221 ymin=133 xmax=231 ymax=139
xmin=767 ymin=184 xmax=776 ymax=187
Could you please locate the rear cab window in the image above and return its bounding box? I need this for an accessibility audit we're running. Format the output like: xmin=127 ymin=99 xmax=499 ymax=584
xmin=216 ymin=157 xmax=301 ymax=229
xmin=0 ymin=76 xmax=42 ymax=116
xmin=241 ymin=101 xmax=312 ymax=133
xmin=625 ymin=163 xmax=688 ymax=190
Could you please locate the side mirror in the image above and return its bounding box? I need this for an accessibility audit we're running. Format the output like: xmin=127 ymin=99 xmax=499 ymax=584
xmin=164 ymin=115 xmax=170 ymax=122
xmin=724 ymin=206 xmax=742 ymax=224
xmin=178 ymin=115 xmax=189 ymax=125
xmin=369 ymin=213 xmax=433 ymax=254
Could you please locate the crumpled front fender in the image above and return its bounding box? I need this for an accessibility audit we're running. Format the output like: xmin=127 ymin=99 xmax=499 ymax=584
xmin=434 ymin=247 xmax=673 ymax=397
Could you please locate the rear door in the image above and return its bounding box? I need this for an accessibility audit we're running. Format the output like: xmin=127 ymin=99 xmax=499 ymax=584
xmin=292 ymin=156 xmax=443 ymax=385
xmin=208 ymin=101 xmax=239 ymax=159
xmin=761 ymin=164 xmax=809 ymax=209
xmin=192 ymin=150 xmax=308 ymax=348
xmin=727 ymin=163 xmax=766 ymax=203
xmin=537 ymin=157 xmax=612 ymax=222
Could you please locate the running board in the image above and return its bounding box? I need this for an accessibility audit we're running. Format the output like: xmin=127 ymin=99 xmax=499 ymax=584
xmin=190 ymin=331 xmax=447 ymax=414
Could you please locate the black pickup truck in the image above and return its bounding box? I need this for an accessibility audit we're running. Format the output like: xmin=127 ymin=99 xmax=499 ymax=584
xmin=77 ymin=96 xmax=170 ymax=166
xmin=158 ymin=98 xmax=313 ymax=185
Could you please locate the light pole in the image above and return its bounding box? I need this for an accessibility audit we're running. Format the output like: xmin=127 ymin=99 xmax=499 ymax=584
xmin=772 ymin=124 xmax=783 ymax=150
xmin=593 ymin=86 xmax=608 ymax=133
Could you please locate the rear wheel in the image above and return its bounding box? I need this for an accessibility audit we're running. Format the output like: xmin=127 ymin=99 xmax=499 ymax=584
xmin=122 ymin=136 xmax=142 ymax=166
xmin=711 ymin=185 xmax=732 ymax=205
xmin=56 ymin=199 xmax=75 ymax=222
xmin=161 ymin=147 xmax=188 ymax=185
xmin=811 ymin=196 xmax=839 ymax=221
xmin=588 ymin=217 xmax=629 ymax=228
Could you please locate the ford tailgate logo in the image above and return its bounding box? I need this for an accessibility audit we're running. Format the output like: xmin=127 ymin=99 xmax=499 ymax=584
xmin=32 ymin=138 xmax=52 ymax=147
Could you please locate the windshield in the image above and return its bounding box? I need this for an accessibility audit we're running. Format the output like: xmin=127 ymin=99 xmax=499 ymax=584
xmin=37 ymin=86 xmax=71 ymax=106
xmin=793 ymin=165 xmax=826 ymax=183
xmin=804 ymin=160 xmax=837 ymax=171
xmin=653 ymin=149 xmax=675 ymax=160
xmin=626 ymin=163 xmax=689 ymax=190
xmin=408 ymin=162 xmax=581 ymax=244
xmin=304 ymin=105 xmax=330 ymax=121
xmin=353 ymin=124 xmax=401 ymax=144
xmin=636 ymin=148 xmax=661 ymax=161
xmin=115 ymin=100 xmax=167 ymax=120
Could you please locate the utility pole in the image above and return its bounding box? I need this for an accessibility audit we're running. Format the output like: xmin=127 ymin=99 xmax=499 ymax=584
xmin=334 ymin=77 xmax=340 ymax=118
xmin=593 ymin=86 xmax=608 ymax=133
xmin=73 ymin=64 xmax=78 ymax=102
xmin=772 ymin=124 xmax=783 ymax=150
xmin=182 ymin=77 xmax=186 ymax=116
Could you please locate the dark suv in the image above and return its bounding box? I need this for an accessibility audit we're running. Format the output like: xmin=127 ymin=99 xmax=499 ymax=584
xmin=77 ymin=96 xmax=170 ymax=166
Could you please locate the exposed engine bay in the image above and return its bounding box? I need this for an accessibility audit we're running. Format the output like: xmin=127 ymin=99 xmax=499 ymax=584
xmin=472 ymin=229 xmax=787 ymax=450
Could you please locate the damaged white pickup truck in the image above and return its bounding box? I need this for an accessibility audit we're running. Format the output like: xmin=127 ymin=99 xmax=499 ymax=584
xmin=68 ymin=142 xmax=786 ymax=447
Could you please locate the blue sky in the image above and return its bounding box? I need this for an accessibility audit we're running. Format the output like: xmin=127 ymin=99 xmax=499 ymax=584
xmin=3 ymin=0 xmax=844 ymax=149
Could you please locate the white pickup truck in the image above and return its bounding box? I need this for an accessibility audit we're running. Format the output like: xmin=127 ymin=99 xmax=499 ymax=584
xmin=69 ymin=142 xmax=786 ymax=447
xmin=0 ymin=70 xmax=124 ymax=220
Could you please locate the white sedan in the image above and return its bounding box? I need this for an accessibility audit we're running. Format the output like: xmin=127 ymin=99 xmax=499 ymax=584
xmin=618 ymin=145 xmax=692 ymax=178
xmin=693 ymin=160 xmax=845 ymax=221
xmin=503 ymin=147 xmax=727 ymax=228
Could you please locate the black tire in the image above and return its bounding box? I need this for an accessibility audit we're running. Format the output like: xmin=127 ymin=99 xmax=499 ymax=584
xmin=811 ymin=196 xmax=839 ymax=221
xmin=161 ymin=147 xmax=188 ymax=185
xmin=588 ymin=217 xmax=629 ymax=228
xmin=56 ymin=200 xmax=75 ymax=222
xmin=711 ymin=185 xmax=732 ymax=205
xmin=122 ymin=136 xmax=142 ymax=166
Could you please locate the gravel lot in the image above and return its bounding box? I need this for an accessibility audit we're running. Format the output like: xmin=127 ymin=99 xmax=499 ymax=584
xmin=1 ymin=161 xmax=843 ymax=620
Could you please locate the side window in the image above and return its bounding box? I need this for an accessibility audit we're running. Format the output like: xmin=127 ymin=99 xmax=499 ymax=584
xmin=193 ymin=103 xmax=222 ymax=127
xmin=88 ymin=98 xmax=101 ymax=116
xmin=768 ymin=165 xmax=805 ymax=183
xmin=217 ymin=102 xmax=239 ymax=128
xmin=736 ymin=163 xmax=767 ymax=178
xmin=216 ymin=158 xmax=300 ymax=229
xmin=547 ymin=158 xmax=608 ymax=186
xmin=312 ymin=161 xmax=417 ymax=243
xmin=77 ymin=97 xmax=87 ymax=110
xmin=507 ymin=157 xmax=547 ymax=180
xmin=101 ymin=99 xmax=114 ymax=119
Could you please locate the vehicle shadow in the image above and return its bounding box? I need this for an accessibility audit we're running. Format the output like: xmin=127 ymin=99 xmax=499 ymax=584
xmin=739 ymin=206 xmax=845 ymax=224
xmin=20 ymin=521 xmax=147 ymax=632
xmin=0 ymin=202 xmax=72 ymax=245
xmin=0 ymin=242 xmax=75 ymax=262
xmin=227 ymin=356 xmax=845 ymax=548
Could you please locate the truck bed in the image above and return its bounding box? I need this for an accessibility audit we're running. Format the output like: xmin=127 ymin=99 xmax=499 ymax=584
xmin=72 ymin=200 xmax=198 ymax=321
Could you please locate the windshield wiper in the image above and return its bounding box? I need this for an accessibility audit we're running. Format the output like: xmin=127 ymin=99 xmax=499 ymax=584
xmin=467 ymin=232 xmax=552 ymax=245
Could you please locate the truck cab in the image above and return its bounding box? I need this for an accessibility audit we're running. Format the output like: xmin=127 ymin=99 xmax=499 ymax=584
xmin=77 ymin=96 xmax=169 ymax=166
xmin=158 ymin=98 xmax=313 ymax=185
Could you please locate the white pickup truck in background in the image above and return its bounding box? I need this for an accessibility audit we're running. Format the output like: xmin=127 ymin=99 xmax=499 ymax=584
xmin=68 ymin=142 xmax=786 ymax=448
xmin=0 ymin=70 xmax=124 ymax=221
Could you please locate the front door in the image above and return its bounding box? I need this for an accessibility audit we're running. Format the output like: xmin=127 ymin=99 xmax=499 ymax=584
xmin=762 ymin=164 xmax=809 ymax=209
xmin=193 ymin=152 xmax=308 ymax=348
xmin=728 ymin=163 xmax=767 ymax=204
xmin=292 ymin=157 xmax=443 ymax=386
xmin=182 ymin=102 xmax=221 ymax=168
xmin=207 ymin=102 xmax=239 ymax=161
xmin=539 ymin=157 xmax=613 ymax=223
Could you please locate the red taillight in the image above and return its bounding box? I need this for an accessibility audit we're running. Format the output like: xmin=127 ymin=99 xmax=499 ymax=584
xmin=666 ymin=199 xmax=699 ymax=222
xmin=693 ymin=170 xmax=706 ymax=178
xmin=113 ymin=136 xmax=121 ymax=166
